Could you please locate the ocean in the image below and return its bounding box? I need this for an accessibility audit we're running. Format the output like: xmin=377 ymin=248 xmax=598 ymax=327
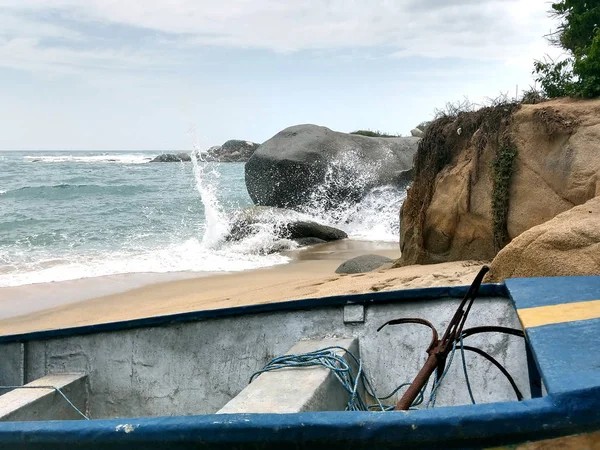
xmin=0 ymin=151 xmax=406 ymax=288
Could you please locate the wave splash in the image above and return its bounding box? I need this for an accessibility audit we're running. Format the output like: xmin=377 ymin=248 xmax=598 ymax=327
xmin=195 ymin=149 xmax=406 ymax=260
xmin=300 ymin=150 xmax=404 ymax=242
xmin=24 ymin=154 xmax=155 ymax=164
xmin=193 ymin=147 xmax=405 ymax=259
xmin=189 ymin=149 xmax=296 ymax=261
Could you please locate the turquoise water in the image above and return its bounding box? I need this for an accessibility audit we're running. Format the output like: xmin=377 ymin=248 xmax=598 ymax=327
xmin=0 ymin=151 xmax=404 ymax=287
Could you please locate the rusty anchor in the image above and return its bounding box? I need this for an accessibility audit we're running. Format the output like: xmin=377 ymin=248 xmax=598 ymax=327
xmin=378 ymin=265 xmax=525 ymax=411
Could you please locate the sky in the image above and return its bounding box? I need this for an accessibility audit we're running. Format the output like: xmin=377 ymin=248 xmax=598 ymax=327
xmin=0 ymin=1 xmax=560 ymax=151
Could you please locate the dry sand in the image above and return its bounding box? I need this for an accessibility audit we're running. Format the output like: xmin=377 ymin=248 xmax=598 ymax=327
xmin=0 ymin=240 xmax=487 ymax=336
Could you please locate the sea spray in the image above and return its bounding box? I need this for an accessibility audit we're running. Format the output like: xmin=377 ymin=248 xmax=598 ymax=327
xmin=338 ymin=185 xmax=406 ymax=241
xmin=190 ymin=149 xmax=230 ymax=247
xmin=223 ymin=207 xmax=301 ymax=256
xmin=298 ymin=150 xmax=404 ymax=242
xmin=189 ymin=148 xmax=293 ymax=259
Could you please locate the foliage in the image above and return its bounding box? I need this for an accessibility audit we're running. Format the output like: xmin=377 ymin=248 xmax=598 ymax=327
xmin=533 ymin=57 xmax=574 ymax=98
xmin=350 ymin=129 xmax=399 ymax=138
xmin=550 ymin=0 xmax=600 ymax=52
xmin=534 ymin=0 xmax=600 ymax=98
xmin=491 ymin=144 xmax=518 ymax=252
xmin=573 ymin=31 xmax=600 ymax=98
xmin=434 ymin=97 xmax=479 ymax=119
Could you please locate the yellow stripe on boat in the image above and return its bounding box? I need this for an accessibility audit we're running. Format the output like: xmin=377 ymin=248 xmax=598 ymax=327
xmin=518 ymin=299 xmax=600 ymax=329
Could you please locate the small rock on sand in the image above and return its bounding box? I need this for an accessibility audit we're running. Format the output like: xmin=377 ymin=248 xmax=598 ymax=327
xmin=335 ymin=254 xmax=394 ymax=274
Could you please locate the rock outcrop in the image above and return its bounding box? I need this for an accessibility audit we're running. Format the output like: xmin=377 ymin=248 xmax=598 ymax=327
xmin=335 ymin=255 xmax=393 ymax=274
xmin=204 ymin=140 xmax=260 ymax=162
xmin=245 ymin=124 xmax=419 ymax=210
xmin=150 ymin=152 xmax=191 ymax=162
xmin=487 ymin=196 xmax=600 ymax=281
xmin=398 ymin=98 xmax=600 ymax=266
xmin=151 ymin=140 xmax=260 ymax=163
xmin=226 ymin=206 xmax=347 ymax=244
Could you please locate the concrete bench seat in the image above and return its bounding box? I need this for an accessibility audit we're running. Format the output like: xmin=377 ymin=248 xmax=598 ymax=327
xmin=218 ymin=338 xmax=359 ymax=414
xmin=0 ymin=373 xmax=87 ymax=421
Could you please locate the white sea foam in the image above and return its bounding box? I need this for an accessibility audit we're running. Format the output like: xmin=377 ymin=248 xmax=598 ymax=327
xmin=0 ymin=239 xmax=289 ymax=287
xmin=24 ymin=154 xmax=156 ymax=164
xmin=328 ymin=185 xmax=405 ymax=242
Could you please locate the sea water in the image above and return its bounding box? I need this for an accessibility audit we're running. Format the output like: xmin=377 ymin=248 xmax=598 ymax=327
xmin=0 ymin=151 xmax=406 ymax=287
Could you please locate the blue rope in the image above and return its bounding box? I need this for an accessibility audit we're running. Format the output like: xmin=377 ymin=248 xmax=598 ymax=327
xmin=426 ymin=343 xmax=459 ymax=409
xmin=250 ymin=346 xmax=375 ymax=411
xmin=460 ymin=334 xmax=477 ymax=405
xmin=251 ymin=346 xmax=432 ymax=412
xmin=425 ymin=334 xmax=479 ymax=408
xmin=0 ymin=385 xmax=89 ymax=420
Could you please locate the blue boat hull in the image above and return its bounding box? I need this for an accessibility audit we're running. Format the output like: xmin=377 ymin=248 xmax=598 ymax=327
xmin=0 ymin=276 xmax=598 ymax=448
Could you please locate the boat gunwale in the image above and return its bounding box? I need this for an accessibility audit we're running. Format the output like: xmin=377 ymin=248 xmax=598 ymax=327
xmin=0 ymin=387 xmax=597 ymax=449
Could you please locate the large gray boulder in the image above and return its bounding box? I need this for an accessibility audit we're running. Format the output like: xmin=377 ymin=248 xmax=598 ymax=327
xmin=245 ymin=125 xmax=419 ymax=209
xmin=335 ymin=254 xmax=393 ymax=274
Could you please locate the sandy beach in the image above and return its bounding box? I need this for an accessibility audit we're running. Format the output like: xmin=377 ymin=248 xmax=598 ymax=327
xmin=0 ymin=240 xmax=486 ymax=336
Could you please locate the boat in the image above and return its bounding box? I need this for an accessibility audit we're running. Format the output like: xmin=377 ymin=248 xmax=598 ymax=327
xmin=0 ymin=269 xmax=598 ymax=449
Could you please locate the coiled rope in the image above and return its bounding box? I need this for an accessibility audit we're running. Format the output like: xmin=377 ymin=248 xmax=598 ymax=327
xmin=250 ymin=346 xmax=430 ymax=412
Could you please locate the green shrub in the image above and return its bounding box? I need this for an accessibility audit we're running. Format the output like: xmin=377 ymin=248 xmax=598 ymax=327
xmin=350 ymin=129 xmax=398 ymax=138
xmin=533 ymin=57 xmax=574 ymax=98
xmin=534 ymin=1 xmax=600 ymax=99
xmin=573 ymin=31 xmax=600 ymax=98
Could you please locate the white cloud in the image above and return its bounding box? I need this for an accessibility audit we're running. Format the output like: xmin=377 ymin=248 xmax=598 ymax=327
xmin=0 ymin=37 xmax=175 ymax=75
xmin=0 ymin=10 xmax=81 ymax=40
xmin=0 ymin=0 xmax=557 ymax=73
xmin=0 ymin=8 xmax=181 ymax=73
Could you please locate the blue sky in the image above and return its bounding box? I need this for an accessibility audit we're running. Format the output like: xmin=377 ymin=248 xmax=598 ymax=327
xmin=0 ymin=1 xmax=559 ymax=151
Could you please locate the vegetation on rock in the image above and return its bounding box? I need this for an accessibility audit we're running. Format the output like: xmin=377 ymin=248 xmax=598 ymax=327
xmin=490 ymin=144 xmax=518 ymax=252
xmin=350 ymin=130 xmax=398 ymax=138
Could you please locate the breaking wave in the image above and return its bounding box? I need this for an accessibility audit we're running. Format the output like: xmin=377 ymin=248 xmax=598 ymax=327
xmin=0 ymin=238 xmax=288 ymax=287
xmin=24 ymin=154 xmax=155 ymax=164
